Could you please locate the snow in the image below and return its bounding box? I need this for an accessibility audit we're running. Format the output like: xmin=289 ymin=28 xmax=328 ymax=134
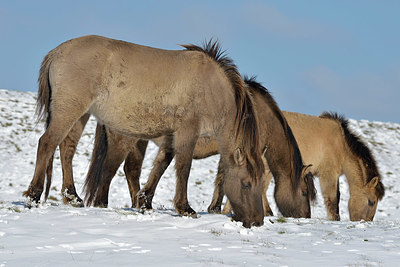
xmin=1 ymin=89 xmax=400 ymax=266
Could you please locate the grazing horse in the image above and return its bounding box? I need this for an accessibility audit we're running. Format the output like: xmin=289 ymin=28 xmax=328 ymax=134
xmin=23 ymin=35 xmax=266 ymax=227
xmin=84 ymin=76 xmax=316 ymax=218
xmin=218 ymin=111 xmax=385 ymax=221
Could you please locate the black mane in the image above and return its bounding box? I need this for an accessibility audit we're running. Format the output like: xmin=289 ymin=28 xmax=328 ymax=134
xmin=320 ymin=111 xmax=384 ymax=199
xmin=181 ymin=40 xmax=264 ymax=180
xmin=244 ymin=76 xmax=306 ymax=195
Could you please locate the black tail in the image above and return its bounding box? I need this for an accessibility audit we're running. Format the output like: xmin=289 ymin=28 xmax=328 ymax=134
xmin=84 ymin=123 xmax=108 ymax=206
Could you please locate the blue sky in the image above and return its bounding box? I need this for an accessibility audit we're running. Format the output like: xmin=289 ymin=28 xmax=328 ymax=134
xmin=1 ymin=1 xmax=399 ymax=122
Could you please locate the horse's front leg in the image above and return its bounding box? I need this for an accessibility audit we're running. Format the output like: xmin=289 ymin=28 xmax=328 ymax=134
xmin=320 ymin=173 xmax=341 ymax=221
xmin=59 ymin=114 xmax=90 ymax=207
xmin=207 ymin=159 xmax=225 ymax=213
xmin=92 ymin=132 xmax=131 ymax=208
xmin=136 ymin=136 xmax=174 ymax=210
xmin=261 ymin=171 xmax=274 ymax=216
xmin=173 ymin=127 xmax=199 ymax=217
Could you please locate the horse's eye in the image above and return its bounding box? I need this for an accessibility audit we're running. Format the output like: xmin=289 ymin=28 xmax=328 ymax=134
xmin=241 ymin=182 xmax=251 ymax=190
xmin=302 ymin=191 xmax=308 ymax=197
xmin=368 ymin=200 xmax=375 ymax=206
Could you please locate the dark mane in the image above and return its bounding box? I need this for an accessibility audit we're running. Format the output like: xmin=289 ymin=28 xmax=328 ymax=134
xmin=181 ymin=40 xmax=264 ymax=180
xmin=320 ymin=111 xmax=384 ymax=199
xmin=243 ymin=76 xmax=287 ymax=136
xmin=244 ymin=76 xmax=304 ymax=192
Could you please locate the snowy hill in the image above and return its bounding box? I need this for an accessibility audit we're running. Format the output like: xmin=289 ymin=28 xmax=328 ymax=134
xmin=1 ymin=89 xmax=399 ymax=266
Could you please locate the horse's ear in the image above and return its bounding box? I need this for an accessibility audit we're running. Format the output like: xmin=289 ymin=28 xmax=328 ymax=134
xmin=234 ymin=148 xmax=245 ymax=166
xmin=367 ymin=177 xmax=379 ymax=188
xmin=301 ymin=164 xmax=313 ymax=177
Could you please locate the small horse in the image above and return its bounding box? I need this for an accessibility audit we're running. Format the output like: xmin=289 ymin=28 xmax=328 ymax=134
xmin=23 ymin=35 xmax=266 ymax=227
xmin=84 ymin=76 xmax=316 ymax=218
xmin=218 ymin=111 xmax=385 ymax=221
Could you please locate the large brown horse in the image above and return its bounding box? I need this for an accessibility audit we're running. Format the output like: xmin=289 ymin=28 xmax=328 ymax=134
xmin=218 ymin=111 xmax=385 ymax=221
xmin=23 ymin=36 xmax=266 ymax=227
xmin=84 ymin=76 xmax=316 ymax=218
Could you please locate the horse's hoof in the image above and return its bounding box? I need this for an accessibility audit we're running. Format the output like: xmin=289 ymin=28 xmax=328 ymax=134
xmin=207 ymin=205 xmax=221 ymax=214
xmin=136 ymin=191 xmax=153 ymax=210
xmin=265 ymin=210 xmax=274 ymax=217
xmin=180 ymin=210 xmax=198 ymax=218
xmin=178 ymin=206 xmax=197 ymax=218
xmin=139 ymin=207 xmax=153 ymax=214
xmin=94 ymin=201 xmax=108 ymax=208
xmin=242 ymin=221 xmax=251 ymax=228
xmin=69 ymin=198 xmax=84 ymax=208
xmin=242 ymin=220 xmax=263 ymax=228
xmin=25 ymin=198 xmax=40 ymax=209
xmin=188 ymin=212 xmax=198 ymax=219
xmin=23 ymin=187 xmax=42 ymax=207
xmin=62 ymin=189 xmax=84 ymax=207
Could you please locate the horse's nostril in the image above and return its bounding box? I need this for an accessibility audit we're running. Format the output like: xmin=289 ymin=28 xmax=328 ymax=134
xmin=242 ymin=221 xmax=251 ymax=228
xmin=252 ymin=221 xmax=264 ymax=227
xmin=232 ymin=214 xmax=241 ymax=222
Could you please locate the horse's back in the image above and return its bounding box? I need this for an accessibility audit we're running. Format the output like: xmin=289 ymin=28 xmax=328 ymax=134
xmin=47 ymin=35 xmax=234 ymax=139
xmin=283 ymin=111 xmax=346 ymax=174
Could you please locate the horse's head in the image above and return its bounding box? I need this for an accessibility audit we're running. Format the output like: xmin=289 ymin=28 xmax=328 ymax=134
xmin=349 ymin=176 xmax=384 ymax=221
xmin=223 ymin=148 xmax=264 ymax=228
xmin=274 ymin=165 xmax=316 ymax=218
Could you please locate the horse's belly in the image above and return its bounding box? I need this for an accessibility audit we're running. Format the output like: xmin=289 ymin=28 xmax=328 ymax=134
xmin=89 ymin=101 xmax=187 ymax=139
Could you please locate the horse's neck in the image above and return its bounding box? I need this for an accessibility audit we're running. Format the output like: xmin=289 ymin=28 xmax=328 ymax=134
xmin=343 ymin=156 xmax=366 ymax=191
xmin=258 ymin=107 xmax=295 ymax=179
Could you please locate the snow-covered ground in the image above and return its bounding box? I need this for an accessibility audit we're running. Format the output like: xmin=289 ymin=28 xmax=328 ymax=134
xmin=1 ymin=89 xmax=399 ymax=266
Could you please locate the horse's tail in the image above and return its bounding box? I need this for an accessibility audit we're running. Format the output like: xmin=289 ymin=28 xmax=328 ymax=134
xmin=35 ymin=49 xmax=57 ymax=200
xmin=36 ymin=49 xmax=57 ymax=128
xmin=320 ymin=111 xmax=385 ymax=200
xmin=84 ymin=123 xmax=108 ymax=206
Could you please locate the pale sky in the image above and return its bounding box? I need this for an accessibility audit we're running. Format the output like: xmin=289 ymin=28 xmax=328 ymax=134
xmin=1 ymin=1 xmax=399 ymax=122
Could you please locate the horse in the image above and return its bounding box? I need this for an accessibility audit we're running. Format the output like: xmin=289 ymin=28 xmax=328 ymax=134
xmin=23 ymin=35 xmax=266 ymax=227
xmin=217 ymin=111 xmax=385 ymax=221
xmin=84 ymin=76 xmax=316 ymax=218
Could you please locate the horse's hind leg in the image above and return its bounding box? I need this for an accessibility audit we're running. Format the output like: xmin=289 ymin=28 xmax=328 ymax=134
xmin=136 ymin=136 xmax=174 ymax=210
xmin=208 ymin=159 xmax=225 ymax=213
xmin=23 ymin=86 xmax=94 ymax=205
xmin=24 ymin=109 xmax=90 ymax=205
xmin=319 ymin=173 xmax=341 ymax=220
xmin=24 ymin=132 xmax=59 ymax=204
xmin=124 ymin=139 xmax=148 ymax=208
xmin=59 ymin=113 xmax=90 ymax=207
xmin=173 ymin=127 xmax=199 ymax=217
